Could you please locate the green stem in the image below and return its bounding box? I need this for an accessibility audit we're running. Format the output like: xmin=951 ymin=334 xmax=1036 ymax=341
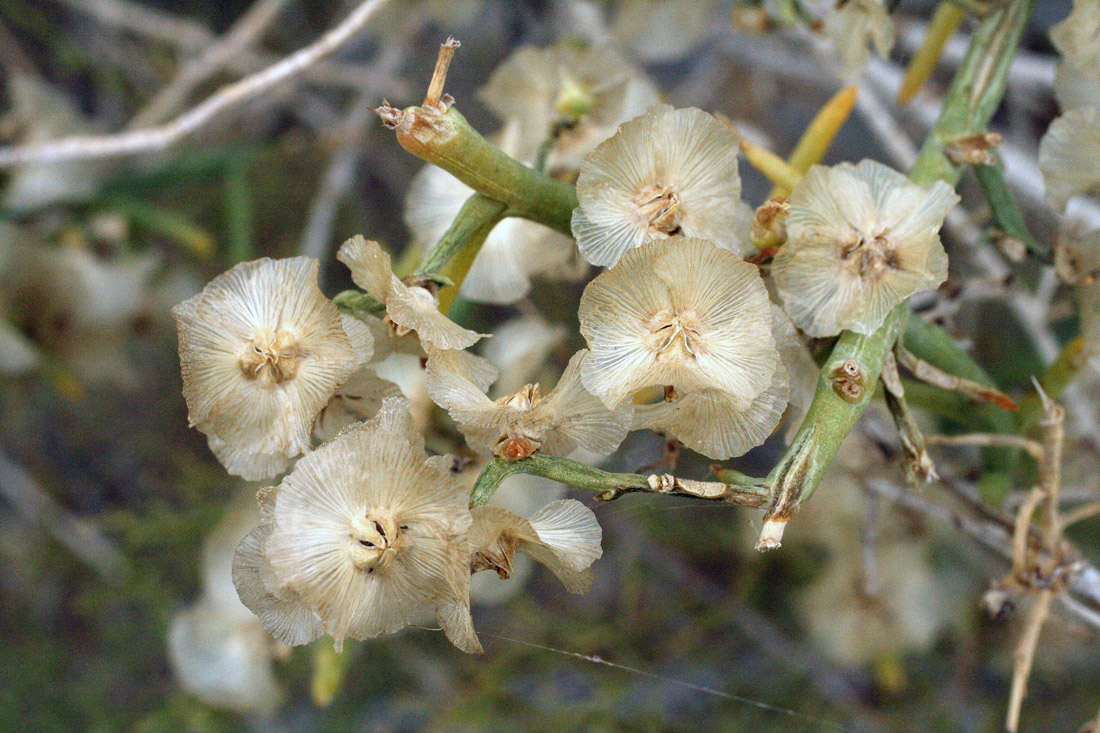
xmin=1017 ymin=336 xmax=1087 ymax=430
xmin=470 ymin=454 xmax=770 ymax=508
xmin=224 ymin=157 xmax=253 ymax=264
xmin=414 ymin=193 xmax=507 ymax=278
xmin=973 ymin=158 xmax=1047 ymax=259
xmin=385 ymin=105 xmax=577 ymax=236
xmin=763 ymin=0 xmax=1036 ymax=542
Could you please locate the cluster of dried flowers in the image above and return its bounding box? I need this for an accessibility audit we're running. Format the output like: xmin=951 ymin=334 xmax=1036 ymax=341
xmin=173 ymin=33 xmax=961 ymax=653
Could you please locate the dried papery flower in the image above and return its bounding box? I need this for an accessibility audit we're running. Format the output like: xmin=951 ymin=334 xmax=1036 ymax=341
xmin=572 ymin=105 xmax=752 ymax=267
xmin=337 ymin=235 xmax=485 ymax=350
xmin=468 ymin=499 xmax=602 ymax=594
xmin=405 ymin=124 xmax=583 ymax=305
xmin=478 ymin=43 xmax=659 ymax=171
xmin=263 ymin=398 xmax=480 ymax=652
xmin=1050 ymin=0 xmax=1100 ymax=115
xmin=312 ymin=367 xmax=404 ymax=443
xmin=769 ymin=305 xmax=821 ymax=443
xmin=824 ymin=0 xmax=895 ymax=77
xmin=1057 ymin=232 xmax=1100 ymax=366
xmin=578 ymin=237 xmax=780 ymax=412
xmin=633 ymin=307 xmax=793 ymax=459
xmin=772 ymin=160 xmax=957 ymax=338
xmin=427 ymin=348 xmax=631 ymax=459
xmin=1039 ymin=107 xmax=1100 ymax=212
xmin=173 ymin=257 xmax=368 ymax=480
xmin=232 ymin=523 xmax=325 ymax=646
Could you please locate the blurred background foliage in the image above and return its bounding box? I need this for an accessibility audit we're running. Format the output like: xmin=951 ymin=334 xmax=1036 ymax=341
xmin=0 ymin=0 xmax=1097 ymax=730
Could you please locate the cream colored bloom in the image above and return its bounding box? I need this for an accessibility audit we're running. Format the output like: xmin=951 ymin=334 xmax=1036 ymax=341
xmin=1056 ymin=231 xmax=1100 ymax=367
xmin=337 ymin=235 xmax=485 ymax=350
xmin=312 ymin=367 xmax=404 ymax=443
xmin=1040 ymin=107 xmax=1100 ymax=212
xmin=262 ymin=398 xmax=480 ymax=652
xmin=478 ymin=43 xmax=660 ymax=171
xmin=404 ymin=124 xmax=583 ymax=305
xmin=1051 ymin=0 xmax=1100 ymax=112
xmin=468 ymin=499 xmax=602 ymax=594
xmin=427 ymin=348 xmax=632 ymax=459
xmin=483 ymin=314 xmax=568 ymax=397
xmin=573 ymin=105 xmax=752 ymax=267
xmin=579 ymin=237 xmax=780 ymax=412
xmin=772 ymin=160 xmax=957 ymax=337
xmin=173 ymin=257 xmax=368 ymax=480
xmin=824 ymin=0 xmax=895 ymax=77
xmin=633 ymin=306 xmax=792 ymax=459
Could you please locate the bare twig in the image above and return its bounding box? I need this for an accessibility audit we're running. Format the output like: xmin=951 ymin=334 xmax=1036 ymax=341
xmin=0 ymin=0 xmax=392 ymax=167
xmin=895 ymin=344 xmax=1018 ymax=410
xmin=1062 ymin=501 xmax=1100 ymax=528
xmin=1006 ymin=588 xmax=1054 ymax=733
xmin=0 ymin=451 xmax=129 ymax=583
xmin=925 ymin=433 xmax=1043 ymax=460
xmin=129 ymin=0 xmax=294 ymax=128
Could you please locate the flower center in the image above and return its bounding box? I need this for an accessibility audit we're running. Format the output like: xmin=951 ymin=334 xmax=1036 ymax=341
xmin=840 ymin=230 xmax=900 ymax=282
xmin=648 ymin=309 xmax=703 ymax=361
xmin=636 ymin=184 xmax=683 ymax=235
xmin=348 ymin=512 xmax=404 ymax=572
xmin=238 ymin=328 xmax=301 ymax=386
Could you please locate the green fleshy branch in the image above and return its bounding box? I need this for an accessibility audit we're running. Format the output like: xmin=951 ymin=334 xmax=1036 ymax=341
xmin=470 ymin=454 xmax=770 ymax=508
xmin=974 ymin=157 xmax=1047 ymax=259
xmin=414 ymin=193 xmax=507 ymax=277
xmin=758 ymin=0 xmax=1037 ymax=547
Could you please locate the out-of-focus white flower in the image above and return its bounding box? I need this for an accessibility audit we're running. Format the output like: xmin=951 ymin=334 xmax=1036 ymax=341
xmin=572 ymin=105 xmax=751 ymax=267
xmin=579 ymin=237 xmax=780 ymax=413
xmin=823 ymin=0 xmax=895 ymax=78
xmin=770 ymin=304 xmax=820 ymax=442
xmin=405 ymin=123 xmax=584 ymax=305
xmin=2 ymin=74 xmax=107 ymax=211
xmin=478 ymin=43 xmax=660 ymax=171
xmin=483 ymin=314 xmax=568 ymax=397
xmin=772 ymin=160 xmax=957 ymax=337
xmin=796 ymin=541 xmax=963 ymax=666
xmin=173 ymin=257 xmax=368 ymax=480
xmin=5 ymin=240 xmax=164 ymax=387
xmin=1040 ymin=107 xmax=1100 ymax=212
xmin=427 ymin=348 xmax=632 ymax=459
xmin=337 ymin=235 xmax=485 ymax=350
xmin=468 ymin=499 xmax=602 ymax=594
xmin=1056 ymin=231 xmax=1100 ymax=368
xmin=259 ymin=398 xmax=480 ymax=652
xmin=610 ymin=0 xmax=715 ymax=63
xmin=169 ymin=492 xmax=283 ymax=716
xmin=168 ymin=599 xmax=283 ymax=717
xmin=0 ymin=318 xmax=37 ymax=376
xmin=1051 ymin=0 xmax=1100 ymax=113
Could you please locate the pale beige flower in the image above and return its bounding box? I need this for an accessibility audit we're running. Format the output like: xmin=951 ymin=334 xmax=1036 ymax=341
xmin=824 ymin=0 xmax=895 ymax=77
xmin=579 ymin=237 xmax=780 ymax=412
xmin=772 ymin=160 xmax=957 ymax=337
xmin=312 ymin=367 xmax=405 ymax=443
xmin=337 ymin=235 xmax=485 ymax=350
xmin=404 ymin=123 xmax=583 ymax=305
xmin=173 ymin=257 xmax=368 ymax=480
xmin=633 ymin=306 xmax=792 ymax=459
xmin=482 ymin=314 xmax=568 ymax=397
xmin=426 ymin=348 xmax=632 ymax=459
xmin=1039 ymin=107 xmax=1100 ymax=212
xmin=262 ymin=398 xmax=480 ymax=652
xmin=468 ymin=499 xmax=602 ymax=594
xmin=572 ymin=105 xmax=752 ymax=267
xmin=478 ymin=43 xmax=660 ymax=171
xmin=1056 ymin=231 xmax=1100 ymax=368
xmin=1051 ymin=0 xmax=1100 ymax=113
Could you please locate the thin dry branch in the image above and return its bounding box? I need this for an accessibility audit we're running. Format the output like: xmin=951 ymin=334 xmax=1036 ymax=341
xmin=1006 ymin=588 xmax=1054 ymax=733
xmin=895 ymin=344 xmax=1018 ymax=410
xmin=129 ymin=0 xmax=294 ymax=128
xmin=0 ymin=0 xmax=392 ymax=168
xmin=925 ymin=433 xmax=1043 ymax=460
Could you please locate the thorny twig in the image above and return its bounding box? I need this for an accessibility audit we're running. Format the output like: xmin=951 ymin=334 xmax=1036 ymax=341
xmin=0 ymin=0 xmax=393 ymax=167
